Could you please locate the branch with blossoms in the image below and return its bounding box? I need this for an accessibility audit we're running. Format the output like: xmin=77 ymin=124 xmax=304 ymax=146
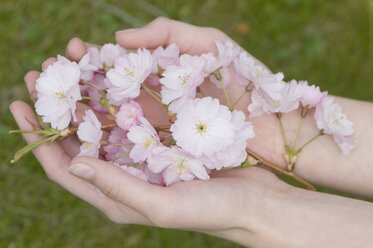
xmin=10 ymin=41 xmax=357 ymax=190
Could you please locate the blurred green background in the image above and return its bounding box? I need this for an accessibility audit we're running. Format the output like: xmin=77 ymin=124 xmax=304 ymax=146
xmin=0 ymin=0 xmax=371 ymax=247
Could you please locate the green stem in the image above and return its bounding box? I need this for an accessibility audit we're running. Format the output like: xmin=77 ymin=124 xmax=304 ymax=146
xmin=277 ymin=113 xmax=289 ymax=149
xmin=295 ymin=132 xmax=323 ymax=155
xmin=81 ymin=80 xmax=105 ymax=96
xmin=218 ymin=78 xmax=231 ymax=109
xmin=82 ymin=96 xmax=102 ymax=103
xmin=141 ymin=84 xmax=167 ymax=108
xmin=111 ymin=151 xmax=131 ymax=162
xmin=292 ymin=116 xmax=304 ymax=151
xmin=150 ymin=88 xmax=162 ymax=98
xmin=231 ymin=89 xmax=249 ymax=110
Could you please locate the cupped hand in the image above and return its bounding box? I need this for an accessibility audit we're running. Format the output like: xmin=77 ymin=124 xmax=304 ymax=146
xmin=9 ymin=18 xmax=296 ymax=247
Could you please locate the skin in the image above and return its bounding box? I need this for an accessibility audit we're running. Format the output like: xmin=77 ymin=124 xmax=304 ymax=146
xmin=10 ymin=17 xmax=373 ymax=247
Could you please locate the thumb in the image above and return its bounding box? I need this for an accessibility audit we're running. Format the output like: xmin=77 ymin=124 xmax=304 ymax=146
xmin=68 ymin=156 xmax=165 ymax=214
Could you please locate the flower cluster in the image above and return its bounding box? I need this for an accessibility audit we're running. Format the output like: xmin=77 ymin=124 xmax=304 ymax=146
xmin=12 ymin=40 xmax=357 ymax=188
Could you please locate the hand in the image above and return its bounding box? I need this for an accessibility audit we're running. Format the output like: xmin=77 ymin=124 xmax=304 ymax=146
xmin=107 ymin=17 xmax=373 ymax=197
xmin=10 ymin=17 xmax=373 ymax=247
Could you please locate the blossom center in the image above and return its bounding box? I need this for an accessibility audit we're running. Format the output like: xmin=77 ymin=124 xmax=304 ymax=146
xmin=194 ymin=119 xmax=210 ymax=137
xmin=172 ymin=157 xmax=189 ymax=176
xmin=124 ymin=67 xmax=139 ymax=82
xmin=329 ymin=116 xmax=344 ymax=129
xmin=55 ymin=89 xmax=66 ymax=101
xmin=255 ymin=67 xmax=266 ymax=78
xmin=142 ymin=137 xmax=156 ymax=149
xmin=84 ymin=142 xmax=93 ymax=149
xmin=178 ymin=73 xmax=189 ymax=85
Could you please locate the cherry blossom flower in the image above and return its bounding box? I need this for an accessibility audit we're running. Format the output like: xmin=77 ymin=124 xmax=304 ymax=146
xmin=201 ymin=41 xmax=239 ymax=88
xmin=160 ymin=54 xmax=205 ymax=113
xmin=171 ymin=97 xmax=235 ymax=157
xmin=147 ymin=146 xmax=210 ymax=186
xmin=314 ymin=96 xmax=357 ymax=154
xmin=216 ymin=40 xmax=240 ymax=68
xmin=35 ymin=57 xmax=81 ymax=130
xmin=234 ymin=51 xmax=271 ymax=86
xmin=100 ymin=43 xmax=127 ymax=68
xmin=77 ymin=110 xmax=103 ymax=158
xmin=127 ymin=116 xmax=160 ymax=163
xmin=78 ymin=44 xmax=127 ymax=80
xmin=152 ymin=43 xmax=180 ymax=74
xmin=203 ymin=110 xmax=255 ymax=170
xmin=248 ymin=80 xmax=303 ymax=117
xmin=314 ymin=97 xmax=354 ymax=137
xmin=298 ymin=80 xmax=327 ymax=108
xmin=116 ymin=101 xmax=144 ymax=131
xmin=78 ymin=47 xmax=101 ymax=81
xmin=106 ymin=48 xmax=153 ymax=102
xmin=104 ymin=127 xmax=133 ymax=164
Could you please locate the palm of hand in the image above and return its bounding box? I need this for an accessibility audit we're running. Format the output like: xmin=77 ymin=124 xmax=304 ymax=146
xmin=10 ymin=17 xmax=289 ymax=232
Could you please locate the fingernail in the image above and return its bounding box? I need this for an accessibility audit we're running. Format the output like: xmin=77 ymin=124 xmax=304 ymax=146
xmin=68 ymin=163 xmax=95 ymax=181
xmin=116 ymin=28 xmax=137 ymax=35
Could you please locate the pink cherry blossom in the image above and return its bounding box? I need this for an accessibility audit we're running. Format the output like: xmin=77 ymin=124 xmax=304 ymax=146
xmin=77 ymin=110 xmax=103 ymax=158
xmin=201 ymin=41 xmax=239 ymax=88
xmin=78 ymin=47 xmax=101 ymax=81
xmin=100 ymin=43 xmax=127 ymax=68
xmin=201 ymin=52 xmax=220 ymax=76
xmin=234 ymin=51 xmax=272 ymax=87
xmin=147 ymin=146 xmax=210 ymax=186
xmin=333 ymin=135 xmax=358 ymax=155
xmin=171 ymin=97 xmax=235 ymax=157
xmin=127 ymin=116 xmax=160 ymax=163
xmin=314 ymin=96 xmax=354 ymax=137
xmin=215 ymin=40 xmax=240 ymax=67
xmin=116 ymin=101 xmax=144 ymax=131
xmin=152 ymin=43 xmax=180 ymax=74
xmin=35 ymin=56 xmax=81 ymax=130
xmin=106 ymin=48 xmax=153 ymax=102
xmin=78 ymin=44 xmax=127 ymax=80
xmin=248 ymin=80 xmax=303 ymax=116
xmin=314 ymin=96 xmax=356 ymax=154
xmin=104 ymin=127 xmax=133 ymax=164
xmin=160 ymin=54 xmax=205 ymax=113
xmin=203 ymin=110 xmax=255 ymax=170
xmin=299 ymin=80 xmax=327 ymax=108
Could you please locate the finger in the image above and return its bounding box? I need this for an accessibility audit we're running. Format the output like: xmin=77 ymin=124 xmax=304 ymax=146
xmin=9 ymin=101 xmax=148 ymax=224
xmin=115 ymin=17 xmax=229 ymax=55
xmin=24 ymin=71 xmax=40 ymax=99
xmin=66 ymin=37 xmax=100 ymax=62
xmin=69 ymin=156 xmax=167 ymax=221
xmin=42 ymin=57 xmax=57 ymax=71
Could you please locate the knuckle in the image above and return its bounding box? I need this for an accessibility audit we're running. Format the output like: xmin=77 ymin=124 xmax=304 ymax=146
xmin=152 ymin=16 xmax=171 ymax=25
xmin=102 ymin=183 xmax=123 ymax=202
xmin=204 ymin=27 xmax=228 ymax=39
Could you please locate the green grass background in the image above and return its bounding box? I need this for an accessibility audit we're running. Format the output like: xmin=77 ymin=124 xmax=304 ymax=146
xmin=0 ymin=0 xmax=371 ymax=247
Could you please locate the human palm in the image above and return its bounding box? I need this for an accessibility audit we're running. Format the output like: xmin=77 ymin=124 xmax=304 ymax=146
xmin=10 ymin=17 xmax=310 ymax=238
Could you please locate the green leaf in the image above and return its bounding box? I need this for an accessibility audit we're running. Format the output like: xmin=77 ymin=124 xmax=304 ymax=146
xmin=10 ymin=134 xmax=59 ymax=163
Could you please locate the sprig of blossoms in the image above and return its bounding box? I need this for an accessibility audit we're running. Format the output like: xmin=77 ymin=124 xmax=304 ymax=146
xmin=11 ymin=40 xmax=357 ymax=190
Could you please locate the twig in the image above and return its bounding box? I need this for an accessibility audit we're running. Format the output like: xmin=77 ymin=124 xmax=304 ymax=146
xmin=246 ymin=148 xmax=316 ymax=191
